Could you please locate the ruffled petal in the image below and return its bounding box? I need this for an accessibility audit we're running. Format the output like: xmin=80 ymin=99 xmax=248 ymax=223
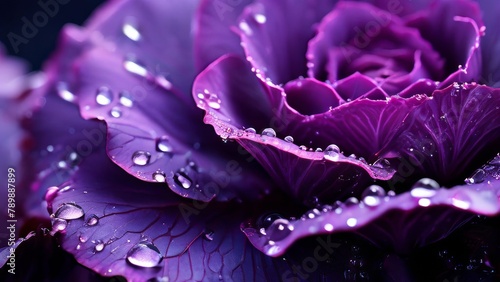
xmin=37 ymin=0 xmax=273 ymax=202
xmin=307 ymin=1 xmax=444 ymax=95
xmin=72 ymin=47 xmax=269 ymax=202
xmin=283 ymin=78 xmax=344 ymax=115
xmin=406 ymin=0 xmax=484 ymax=86
xmin=194 ymin=56 xmax=395 ymax=204
xmin=46 ymin=147 xmax=296 ymax=282
xmin=477 ymin=0 xmax=500 ymax=87
xmin=238 ymin=0 xmax=336 ymax=84
xmin=243 ymin=174 xmax=500 ymax=256
xmin=379 ymin=83 xmax=500 ymax=185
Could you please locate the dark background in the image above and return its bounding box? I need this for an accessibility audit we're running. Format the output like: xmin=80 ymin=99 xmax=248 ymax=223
xmin=0 ymin=0 xmax=106 ymax=70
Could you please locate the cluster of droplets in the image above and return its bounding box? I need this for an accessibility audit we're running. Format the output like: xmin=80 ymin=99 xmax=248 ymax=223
xmin=197 ymin=89 xmax=222 ymax=110
xmin=50 ymin=202 xmax=85 ymax=235
xmin=94 ymin=86 xmax=135 ymax=118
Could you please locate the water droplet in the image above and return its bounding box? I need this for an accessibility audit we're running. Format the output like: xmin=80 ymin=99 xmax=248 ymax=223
xmin=304 ymin=208 xmax=321 ymax=219
xmin=52 ymin=218 xmax=68 ymax=231
xmin=126 ymin=242 xmax=162 ymax=268
xmin=257 ymin=213 xmax=282 ymax=235
xmin=124 ymin=58 xmax=148 ymax=77
xmin=174 ymin=171 xmax=192 ymax=189
xmin=79 ymin=235 xmax=88 ymax=243
xmin=266 ymin=218 xmax=293 ymax=241
xmin=410 ymin=178 xmax=440 ymax=198
xmin=86 ymin=214 xmax=99 ymax=226
xmin=57 ymin=82 xmax=76 ymax=102
xmin=299 ymin=145 xmax=307 ymax=151
xmin=465 ymin=169 xmax=486 ymax=184
xmin=122 ymin=20 xmax=141 ymax=41
xmin=315 ymin=148 xmax=323 ymax=152
xmin=261 ymin=128 xmax=276 ymax=137
xmin=119 ymin=91 xmax=133 ymax=107
xmin=254 ymin=13 xmax=267 ymax=24
xmin=156 ymin=136 xmax=173 ymax=153
xmin=153 ymin=171 xmax=166 ymax=182
xmin=155 ymin=75 xmax=173 ymax=90
xmin=324 ymin=223 xmax=334 ymax=231
xmin=96 ymin=86 xmax=113 ymax=105
xmin=94 ymin=240 xmax=105 ymax=252
xmin=346 ymin=218 xmax=357 ymax=227
xmin=54 ymin=203 xmax=84 ymax=220
xmin=284 ymin=136 xmax=294 ymax=143
xmin=109 ymin=107 xmax=122 ymax=118
xmin=65 ymin=151 xmax=80 ymax=168
xmin=372 ymin=158 xmax=391 ymax=169
xmin=342 ymin=197 xmax=359 ymax=208
xmin=203 ymin=229 xmax=214 ymax=241
xmin=239 ymin=21 xmax=253 ymax=36
xmin=132 ymin=151 xmax=151 ymax=166
xmin=244 ymin=127 xmax=257 ymax=134
xmin=325 ymin=144 xmax=340 ymax=153
xmin=362 ymin=185 xmax=386 ymax=207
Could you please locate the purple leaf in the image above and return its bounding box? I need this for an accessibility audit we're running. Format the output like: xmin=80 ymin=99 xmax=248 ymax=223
xmin=243 ymin=175 xmax=500 ymax=256
xmin=379 ymin=83 xmax=500 ymax=184
xmin=238 ymin=0 xmax=336 ymax=85
xmin=194 ymin=55 xmax=395 ymax=204
xmin=46 ymin=147 xmax=296 ymax=281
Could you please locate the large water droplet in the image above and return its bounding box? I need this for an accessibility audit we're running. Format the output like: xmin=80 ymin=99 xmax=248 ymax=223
xmin=325 ymin=144 xmax=340 ymax=153
xmin=257 ymin=213 xmax=282 ymax=235
xmin=266 ymin=218 xmax=293 ymax=241
xmin=410 ymin=178 xmax=440 ymax=198
xmin=372 ymin=158 xmax=391 ymax=169
xmin=465 ymin=169 xmax=486 ymax=184
xmin=94 ymin=240 xmax=105 ymax=252
xmin=52 ymin=218 xmax=68 ymax=231
xmin=284 ymin=136 xmax=294 ymax=143
xmin=156 ymin=136 xmax=173 ymax=153
xmin=119 ymin=91 xmax=134 ymax=107
xmin=362 ymin=185 xmax=386 ymax=207
xmin=153 ymin=171 xmax=166 ymax=182
xmin=96 ymin=86 xmax=113 ymax=105
xmin=122 ymin=20 xmax=141 ymax=41
xmin=174 ymin=171 xmax=192 ymax=189
xmin=86 ymin=214 xmax=99 ymax=226
xmin=126 ymin=242 xmax=163 ymax=268
xmin=261 ymin=128 xmax=276 ymax=137
xmin=54 ymin=203 xmax=84 ymax=220
xmin=132 ymin=151 xmax=151 ymax=166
